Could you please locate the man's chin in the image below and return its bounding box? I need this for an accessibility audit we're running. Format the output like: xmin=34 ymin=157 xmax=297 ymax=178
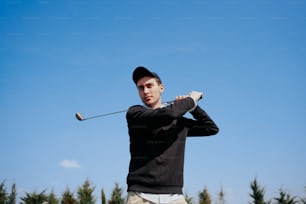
xmin=143 ymin=100 xmax=153 ymax=107
xmin=144 ymin=102 xmax=153 ymax=107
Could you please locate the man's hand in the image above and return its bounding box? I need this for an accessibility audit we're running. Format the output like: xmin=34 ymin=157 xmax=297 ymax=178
xmin=175 ymin=91 xmax=203 ymax=102
xmin=175 ymin=95 xmax=188 ymax=101
xmin=188 ymin=91 xmax=203 ymax=102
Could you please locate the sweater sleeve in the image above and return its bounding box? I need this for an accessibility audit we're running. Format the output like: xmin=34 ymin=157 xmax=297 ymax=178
xmin=186 ymin=106 xmax=219 ymax=136
xmin=126 ymin=97 xmax=196 ymax=126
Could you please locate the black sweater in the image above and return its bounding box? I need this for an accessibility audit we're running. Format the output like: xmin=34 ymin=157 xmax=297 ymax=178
xmin=126 ymin=97 xmax=219 ymax=194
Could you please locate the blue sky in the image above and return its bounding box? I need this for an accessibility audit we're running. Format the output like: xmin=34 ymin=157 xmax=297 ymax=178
xmin=1 ymin=0 xmax=306 ymax=203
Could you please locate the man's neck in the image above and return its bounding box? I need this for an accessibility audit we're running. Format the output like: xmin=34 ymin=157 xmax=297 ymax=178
xmin=147 ymin=100 xmax=162 ymax=109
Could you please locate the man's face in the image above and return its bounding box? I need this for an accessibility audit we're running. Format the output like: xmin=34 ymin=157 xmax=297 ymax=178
xmin=136 ymin=76 xmax=164 ymax=109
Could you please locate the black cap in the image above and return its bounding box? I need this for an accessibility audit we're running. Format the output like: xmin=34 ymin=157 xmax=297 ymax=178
xmin=132 ymin=66 xmax=162 ymax=84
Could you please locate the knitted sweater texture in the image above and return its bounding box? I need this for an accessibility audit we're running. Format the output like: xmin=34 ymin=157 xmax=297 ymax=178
xmin=126 ymin=98 xmax=218 ymax=194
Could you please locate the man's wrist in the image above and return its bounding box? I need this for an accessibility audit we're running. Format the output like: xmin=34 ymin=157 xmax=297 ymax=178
xmin=188 ymin=97 xmax=197 ymax=112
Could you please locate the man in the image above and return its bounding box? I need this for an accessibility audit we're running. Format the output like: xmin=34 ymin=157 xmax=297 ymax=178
xmin=126 ymin=66 xmax=219 ymax=204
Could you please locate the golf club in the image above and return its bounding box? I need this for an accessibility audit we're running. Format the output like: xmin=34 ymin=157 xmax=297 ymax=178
xmin=75 ymin=110 xmax=127 ymax=121
xmin=75 ymin=95 xmax=202 ymax=121
xmin=75 ymin=100 xmax=176 ymax=121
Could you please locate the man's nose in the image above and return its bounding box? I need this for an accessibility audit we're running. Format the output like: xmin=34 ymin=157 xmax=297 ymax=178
xmin=143 ymin=87 xmax=150 ymax=93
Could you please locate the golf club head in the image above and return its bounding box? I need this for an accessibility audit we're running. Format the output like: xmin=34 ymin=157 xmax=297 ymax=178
xmin=75 ymin=112 xmax=84 ymax=121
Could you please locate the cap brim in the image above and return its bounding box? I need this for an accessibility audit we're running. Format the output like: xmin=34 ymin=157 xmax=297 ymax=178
xmin=133 ymin=66 xmax=156 ymax=84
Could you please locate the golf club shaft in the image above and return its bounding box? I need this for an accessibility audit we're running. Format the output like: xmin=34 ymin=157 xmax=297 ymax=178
xmin=81 ymin=110 xmax=127 ymax=120
xmin=75 ymin=95 xmax=202 ymax=121
xmin=75 ymin=100 xmax=176 ymax=121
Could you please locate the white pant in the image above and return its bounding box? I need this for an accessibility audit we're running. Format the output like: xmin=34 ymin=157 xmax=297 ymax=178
xmin=126 ymin=192 xmax=187 ymax=204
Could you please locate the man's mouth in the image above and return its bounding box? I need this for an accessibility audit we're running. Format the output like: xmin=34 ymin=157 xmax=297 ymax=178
xmin=144 ymin=96 xmax=152 ymax=102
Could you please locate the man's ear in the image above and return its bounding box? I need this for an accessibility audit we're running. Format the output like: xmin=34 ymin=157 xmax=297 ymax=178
xmin=160 ymin=84 xmax=164 ymax=93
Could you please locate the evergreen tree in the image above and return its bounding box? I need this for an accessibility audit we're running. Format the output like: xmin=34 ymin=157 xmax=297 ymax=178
xmin=77 ymin=179 xmax=96 ymax=204
xmin=216 ymin=188 xmax=225 ymax=204
xmin=108 ymin=183 xmax=124 ymax=204
xmin=184 ymin=192 xmax=193 ymax=204
xmin=7 ymin=183 xmax=17 ymax=204
xmin=0 ymin=181 xmax=8 ymax=204
xmin=101 ymin=188 xmax=107 ymax=204
xmin=249 ymin=178 xmax=270 ymax=204
xmin=48 ymin=190 xmax=59 ymax=204
xmin=20 ymin=190 xmax=48 ymax=204
xmin=61 ymin=187 xmax=78 ymax=204
xmin=273 ymin=189 xmax=298 ymax=204
xmin=199 ymin=187 xmax=211 ymax=204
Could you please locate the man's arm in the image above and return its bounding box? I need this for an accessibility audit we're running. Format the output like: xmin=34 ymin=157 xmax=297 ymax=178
xmin=126 ymin=97 xmax=196 ymax=126
xmin=186 ymin=106 xmax=219 ymax=136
